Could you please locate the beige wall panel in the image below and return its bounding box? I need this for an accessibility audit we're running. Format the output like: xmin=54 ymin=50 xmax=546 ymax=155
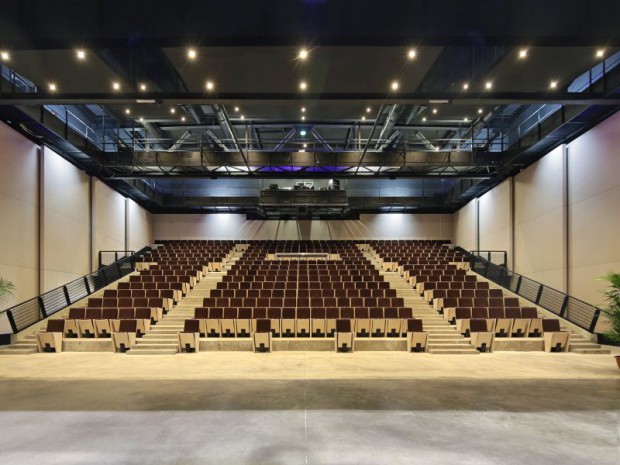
xmin=0 ymin=121 xmax=39 ymax=204
xmin=478 ymin=179 xmax=511 ymax=262
xmin=453 ymin=201 xmax=476 ymax=250
xmin=41 ymin=147 xmax=90 ymax=291
xmin=93 ymin=180 xmax=125 ymax=267
xmin=153 ymin=214 xmax=453 ymax=241
xmin=568 ymin=111 xmax=620 ymax=205
xmin=514 ymin=146 xmax=564 ymax=223
xmin=42 ymin=147 xmax=89 ymax=223
xmin=0 ymin=264 xmax=38 ymax=312
xmin=514 ymin=208 xmax=564 ymax=290
xmin=127 ymin=199 xmax=153 ymax=251
xmin=0 ymin=196 xmax=38 ymax=268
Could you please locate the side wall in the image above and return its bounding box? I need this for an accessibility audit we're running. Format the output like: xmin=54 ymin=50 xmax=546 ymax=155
xmin=452 ymin=110 xmax=620 ymax=309
xmin=0 ymin=122 xmax=153 ymax=312
xmin=153 ymin=213 xmax=453 ymax=241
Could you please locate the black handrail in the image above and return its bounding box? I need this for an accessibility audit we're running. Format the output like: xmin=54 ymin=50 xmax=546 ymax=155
xmin=1 ymin=247 xmax=151 ymax=335
xmin=98 ymin=250 xmax=135 ymax=269
xmin=468 ymin=250 xmax=507 ymax=267
xmin=455 ymin=246 xmax=601 ymax=333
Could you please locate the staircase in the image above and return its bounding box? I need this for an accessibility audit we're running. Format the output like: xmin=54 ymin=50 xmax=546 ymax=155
xmin=363 ymin=250 xmax=479 ymax=354
xmin=126 ymin=246 xmax=246 ymax=355
xmin=0 ymin=336 xmax=38 ymax=355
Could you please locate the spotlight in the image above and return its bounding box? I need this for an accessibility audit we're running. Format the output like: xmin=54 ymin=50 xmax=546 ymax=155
xmin=463 ymin=117 xmax=469 ymax=122
xmin=139 ymin=83 xmax=147 ymax=91
xmin=0 ymin=51 xmax=9 ymax=61
xmin=596 ymin=49 xmax=605 ymax=58
xmin=518 ymin=48 xmax=528 ymax=59
xmin=138 ymin=117 xmax=144 ymax=122
xmin=76 ymin=49 xmax=86 ymax=60
xmin=234 ymin=106 xmax=240 ymax=112
xmin=366 ymin=107 xmax=371 ymax=113
xmin=303 ymin=143 xmax=307 ymax=148
xmin=549 ymin=80 xmax=558 ymax=89
xmin=187 ymin=48 xmax=197 ymax=60
xmin=478 ymin=108 xmax=483 ymax=114
xmin=181 ymin=116 xmax=186 ymax=122
xmin=301 ymin=115 xmax=306 ymax=121
xmin=391 ymin=81 xmax=399 ymax=91
xmin=300 ymin=130 xmax=307 ymax=137
xmin=299 ymin=81 xmax=307 ymax=91
xmin=298 ymin=49 xmax=309 ymax=60
xmin=170 ymin=108 xmax=176 ymax=114
xmin=112 ymin=82 xmax=120 ymax=91
xmin=362 ymin=116 xmax=366 ymax=121
xmin=240 ymin=115 xmax=245 ymax=120
xmin=422 ymin=117 xmax=427 ymax=122
xmin=462 ymin=82 xmax=469 ymax=90
xmin=125 ymin=108 xmax=131 ymax=115
xmin=48 ymin=83 xmax=57 ymax=92
xmin=485 ymin=81 xmax=493 ymax=90
xmin=432 ymin=108 xmax=437 ymax=114
xmin=407 ymin=49 xmax=417 ymax=60
xmin=206 ymin=80 xmax=214 ymax=91
xmin=301 ymin=107 xmax=306 ymax=113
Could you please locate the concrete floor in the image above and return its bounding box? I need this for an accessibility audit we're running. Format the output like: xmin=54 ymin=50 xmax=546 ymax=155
xmin=0 ymin=352 xmax=618 ymax=464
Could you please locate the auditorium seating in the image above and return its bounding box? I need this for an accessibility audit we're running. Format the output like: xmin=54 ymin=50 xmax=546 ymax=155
xmin=406 ymin=318 xmax=428 ymax=352
xmin=178 ymin=319 xmax=200 ymax=353
xmin=36 ymin=319 xmax=65 ymax=353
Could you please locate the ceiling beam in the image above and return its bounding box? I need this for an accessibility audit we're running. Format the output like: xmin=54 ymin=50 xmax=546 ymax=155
xmin=2 ymin=92 xmax=620 ymax=105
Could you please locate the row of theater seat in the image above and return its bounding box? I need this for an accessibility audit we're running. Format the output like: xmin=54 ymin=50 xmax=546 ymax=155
xmin=178 ymin=317 xmax=431 ymax=353
xmin=217 ymin=281 xmax=392 ymax=290
xmin=192 ymin=306 xmax=414 ymax=338
xmin=210 ymin=288 xmax=397 ymax=298
xmin=201 ymin=297 xmax=406 ymax=308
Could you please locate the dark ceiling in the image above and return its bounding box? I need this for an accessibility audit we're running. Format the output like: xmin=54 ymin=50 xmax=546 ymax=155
xmin=0 ymin=0 xmax=619 ymax=218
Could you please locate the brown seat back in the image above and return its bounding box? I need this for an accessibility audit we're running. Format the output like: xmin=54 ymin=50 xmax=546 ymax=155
xmin=118 ymin=308 xmax=135 ymax=319
xmin=488 ymin=307 xmax=505 ymax=319
xmin=46 ymin=319 xmax=65 ymax=333
xmin=118 ymin=319 xmax=137 ymax=332
xmin=255 ymin=318 xmax=271 ymax=333
xmin=336 ymin=318 xmax=351 ymax=332
xmin=521 ymin=307 xmax=539 ymax=318
xmin=195 ymin=307 xmax=209 ymax=319
xmin=469 ymin=318 xmax=488 ymax=332
xmin=542 ymin=319 xmax=561 ymax=332
xmin=183 ymin=319 xmax=201 ymax=333
xmin=135 ymin=308 xmax=151 ymax=319
xmin=407 ymin=318 xmax=424 ymax=332
xmin=68 ymin=307 xmax=86 ymax=319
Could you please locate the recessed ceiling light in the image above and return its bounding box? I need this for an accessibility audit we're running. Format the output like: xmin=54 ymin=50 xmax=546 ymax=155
xmin=187 ymin=48 xmax=197 ymax=60
xmin=298 ymin=49 xmax=309 ymax=60
xmin=462 ymin=82 xmax=469 ymax=90
xmin=478 ymin=108 xmax=483 ymax=114
xmin=301 ymin=107 xmax=306 ymax=113
xmin=234 ymin=106 xmax=239 ymax=112
xmin=138 ymin=117 xmax=144 ymax=122
xmin=407 ymin=49 xmax=417 ymax=60
xmin=303 ymin=143 xmax=307 ymax=148
xmin=300 ymin=130 xmax=307 ymax=137
xmin=301 ymin=115 xmax=306 ymax=121
xmin=112 ymin=82 xmax=120 ymax=91
xmin=432 ymin=108 xmax=437 ymax=114
xmin=76 ymin=49 xmax=86 ymax=60
xmin=518 ymin=48 xmax=528 ymax=59
xmin=422 ymin=117 xmax=427 ymax=122
xmin=170 ymin=108 xmax=176 ymax=114
xmin=205 ymin=80 xmax=214 ymax=91
xmin=366 ymin=107 xmax=371 ymax=113
xmin=240 ymin=115 xmax=245 ymax=120
xmin=463 ymin=117 xmax=469 ymax=122
xmin=549 ymin=80 xmax=558 ymax=89
xmin=125 ymin=108 xmax=131 ymax=115
xmin=362 ymin=116 xmax=366 ymax=121
xmin=299 ymin=81 xmax=307 ymax=91
xmin=181 ymin=116 xmax=186 ymax=122
xmin=391 ymin=81 xmax=399 ymax=91
xmin=596 ymin=49 xmax=605 ymax=58
xmin=0 ymin=51 xmax=9 ymax=61
xmin=139 ymin=83 xmax=147 ymax=91
xmin=485 ymin=81 xmax=493 ymax=90
xmin=48 ymin=83 xmax=57 ymax=92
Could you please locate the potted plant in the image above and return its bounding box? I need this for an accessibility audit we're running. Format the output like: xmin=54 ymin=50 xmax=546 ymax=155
xmin=600 ymin=272 xmax=620 ymax=369
xmin=0 ymin=277 xmax=16 ymax=305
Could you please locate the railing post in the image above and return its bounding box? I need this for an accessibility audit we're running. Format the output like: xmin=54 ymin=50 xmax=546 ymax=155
xmin=559 ymin=296 xmax=569 ymax=318
xmin=515 ymin=276 xmax=522 ymax=294
xmin=62 ymin=285 xmax=71 ymax=306
xmin=6 ymin=310 xmax=18 ymax=333
xmin=98 ymin=251 xmax=102 ymax=269
xmin=83 ymin=276 xmax=91 ymax=294
xmin=589 ymin=309 xmax=601 ymax=333
xmin=38 ymin=296 xmax=47 ymax=318
xmin=535 ymin=285 xmax=544 ymax=305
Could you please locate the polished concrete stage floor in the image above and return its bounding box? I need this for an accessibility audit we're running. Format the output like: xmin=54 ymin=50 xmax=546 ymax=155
xmin=0 ymin=352 xmax=618 ymax=464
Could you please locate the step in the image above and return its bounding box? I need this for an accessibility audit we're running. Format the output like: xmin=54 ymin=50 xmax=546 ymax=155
xmin=0 ymin=347 xmax=38 ymax=355
xmin=427 ymin=348 xmax=480 ymax=354
xmin=569 ymin=348 xmax=612 ymax=354
xmin=126 ymin=348 xmax=179 ymax=355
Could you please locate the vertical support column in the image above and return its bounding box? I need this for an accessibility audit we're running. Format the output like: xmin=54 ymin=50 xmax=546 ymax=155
xmin=509 ymin=176 xmax=515 ymax=271
xmin=89 ymin=176 xmax=94 ymax=272
xmin=37 ymin=146 xmax=43 ymax=294
xmin=125 ymin=198 xmax=130 ymax=254
xmin=475 ymin=197 xmax=480 ymax=253
xmin=561 ymin=144 xmax=569 ymax=294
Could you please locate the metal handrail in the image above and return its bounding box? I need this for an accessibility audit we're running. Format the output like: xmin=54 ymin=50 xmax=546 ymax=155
xmin=98 ymin=250 xmax=135 ymax=268
xmin=455 ymin=246 xmax=601 ymax=333
xmin=468 ymin=250 xmax=508 ymax=267
xmin=0 ymin=247 xmax=151 ymax=335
